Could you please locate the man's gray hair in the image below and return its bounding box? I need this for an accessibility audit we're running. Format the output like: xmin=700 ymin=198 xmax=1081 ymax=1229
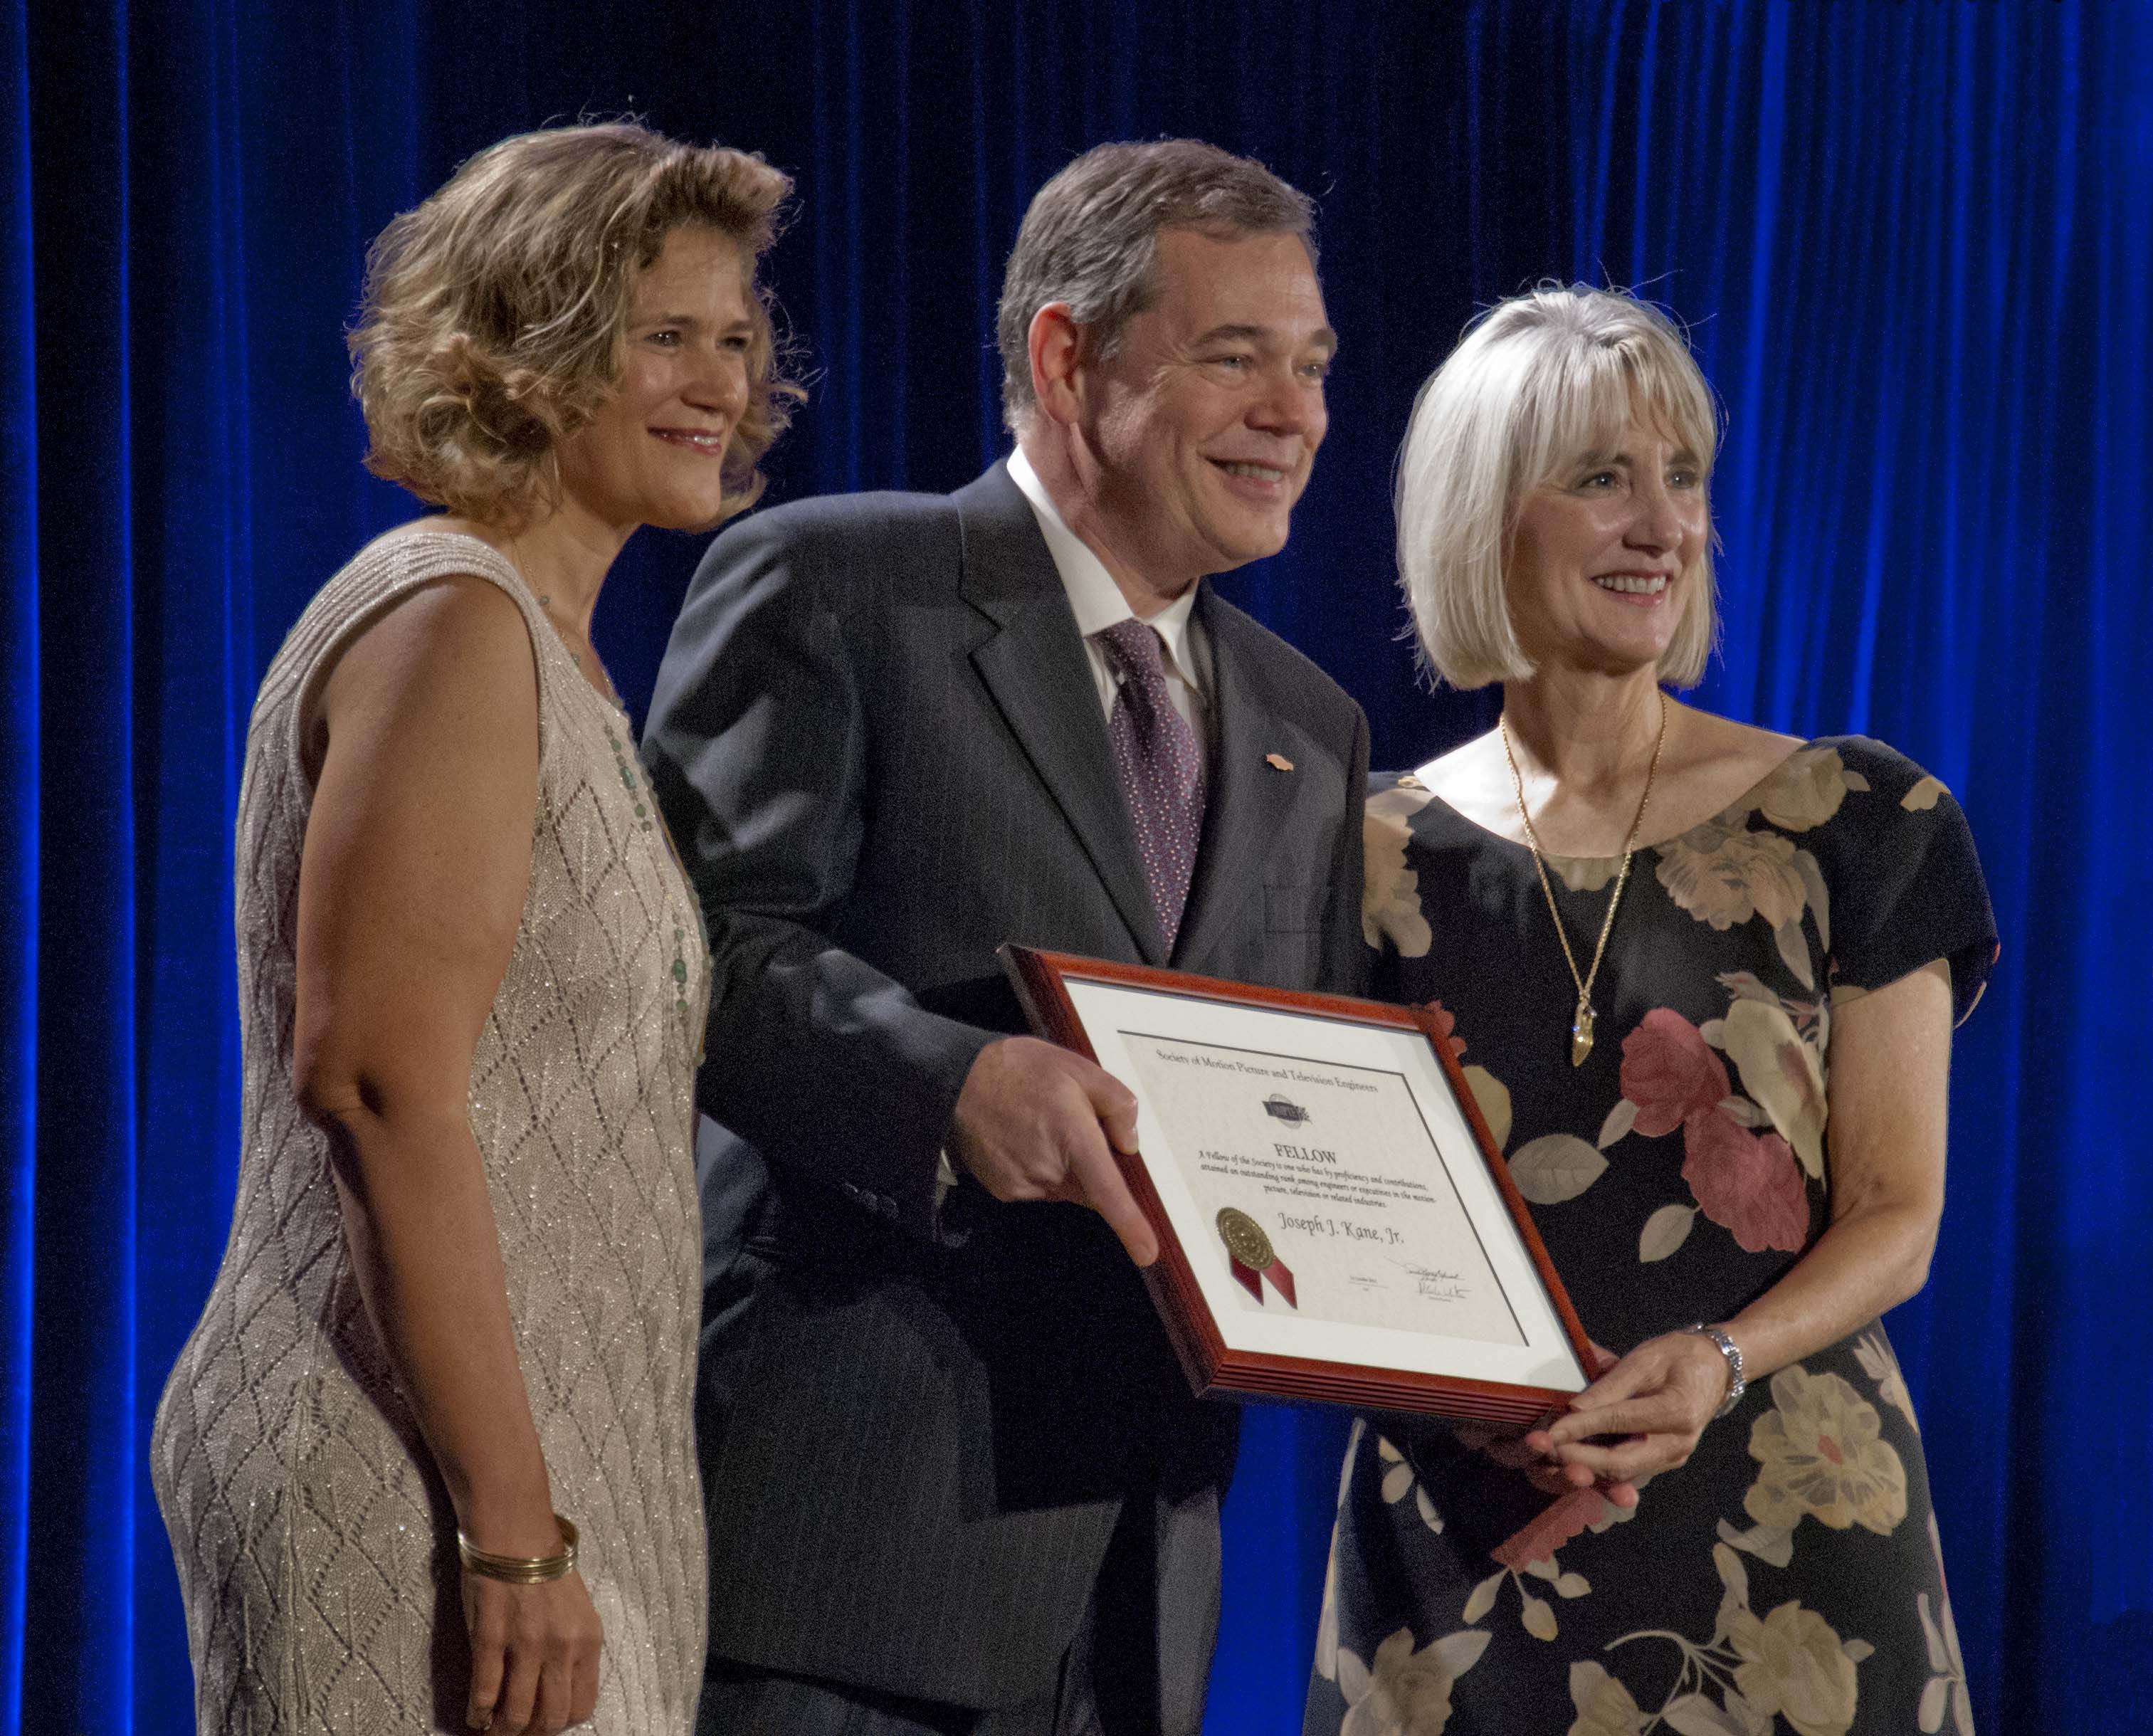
xmin=996 ymin=140 xmax=1317 ymax=431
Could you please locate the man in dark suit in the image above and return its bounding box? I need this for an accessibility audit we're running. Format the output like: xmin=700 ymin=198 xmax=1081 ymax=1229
xmin=644 ymin=140 xmax=1369 ymax=1735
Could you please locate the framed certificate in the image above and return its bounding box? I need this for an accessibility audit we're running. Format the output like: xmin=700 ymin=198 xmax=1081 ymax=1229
xmin=1001 ymin=946 xmax=1595 ymax=1423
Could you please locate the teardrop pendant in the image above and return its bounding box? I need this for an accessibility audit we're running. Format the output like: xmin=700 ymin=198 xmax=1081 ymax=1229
xmin=1570 ymin=999 xmax=1596 ymax=1068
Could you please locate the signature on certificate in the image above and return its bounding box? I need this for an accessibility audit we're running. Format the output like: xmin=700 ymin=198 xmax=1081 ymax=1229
xmin=1386 ymin=1256 xmax=1473 ymax=1304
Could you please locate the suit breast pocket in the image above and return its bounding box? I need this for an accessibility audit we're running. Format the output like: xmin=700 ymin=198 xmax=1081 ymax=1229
xmin=1264 ymin=883 xmax=1322 ymax=935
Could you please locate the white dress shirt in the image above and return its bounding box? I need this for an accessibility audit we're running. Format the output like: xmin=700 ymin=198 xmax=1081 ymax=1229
xmin=1007 ymin=446 xmax=1213 ymax=743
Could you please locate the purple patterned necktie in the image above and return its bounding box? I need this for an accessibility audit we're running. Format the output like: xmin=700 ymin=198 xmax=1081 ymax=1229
xmin=1096 ymin=618 xmax=1207 ymax=949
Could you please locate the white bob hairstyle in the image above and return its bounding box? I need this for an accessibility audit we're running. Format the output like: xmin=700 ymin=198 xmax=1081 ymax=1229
xmin=1397 ymin=284 xmax=1723 ymax=690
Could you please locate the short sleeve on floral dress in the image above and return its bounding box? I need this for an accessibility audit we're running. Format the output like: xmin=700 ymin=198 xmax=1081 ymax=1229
xmin=1309 ymin=737 xmax=1997 ymax=1736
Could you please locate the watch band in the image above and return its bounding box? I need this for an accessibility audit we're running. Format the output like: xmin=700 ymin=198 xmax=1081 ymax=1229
xmin=1687 ymin=1322 xmax=1747 ymax=1418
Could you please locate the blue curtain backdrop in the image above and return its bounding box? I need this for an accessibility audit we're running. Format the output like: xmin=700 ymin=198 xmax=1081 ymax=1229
xmin=4 ymin=1 xmax=2149 ymax=1730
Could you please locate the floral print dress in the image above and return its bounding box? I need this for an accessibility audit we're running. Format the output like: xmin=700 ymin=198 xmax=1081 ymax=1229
xmin=1306 ymin=737 xmax=1996 ymax=1736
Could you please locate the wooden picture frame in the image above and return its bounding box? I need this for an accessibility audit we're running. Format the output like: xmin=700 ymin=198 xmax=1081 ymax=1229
xmin=1001 ymin=945 xmax=1596 ymax=1424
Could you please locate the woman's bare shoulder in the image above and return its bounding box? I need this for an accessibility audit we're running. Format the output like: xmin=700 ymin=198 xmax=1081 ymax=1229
xmin=329 ymin=567 xmax=530 ymax=700
xmin=1678 ymin=706 xmax=1806 ymax=772
xmin=1408 ymin=728 xmax=1502 ymax=790
xmin=302 ymin=563 xmax=537 ymax=785
xmin=1404 ymin=730 xmax=1520 ymax=838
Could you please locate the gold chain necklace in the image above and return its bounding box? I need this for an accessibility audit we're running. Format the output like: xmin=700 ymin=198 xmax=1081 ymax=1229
xmin=1500 ymin=690 xmax=1668 ymax=1067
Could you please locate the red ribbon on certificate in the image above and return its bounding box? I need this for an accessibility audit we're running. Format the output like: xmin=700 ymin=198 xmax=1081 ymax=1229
xmin=1216 ymin=1207 xmax=1297 ymax=1310
xmin=1228 ymin=1250 xmax=1298 ymax=1308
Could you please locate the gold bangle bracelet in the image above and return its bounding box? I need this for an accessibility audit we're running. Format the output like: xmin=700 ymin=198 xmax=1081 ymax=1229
xmin=456 ymin=1513 xmax=578 ymax=1585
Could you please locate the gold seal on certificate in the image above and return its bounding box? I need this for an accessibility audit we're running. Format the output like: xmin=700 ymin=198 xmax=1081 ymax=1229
xmin=1002 ymin=945 xmax=1596 ymax=1423
xmin=1216 ymin=1206 xmax=1297 ymax=1309
xmin=1216 ymin=1206 xmax=1273 ymax=1266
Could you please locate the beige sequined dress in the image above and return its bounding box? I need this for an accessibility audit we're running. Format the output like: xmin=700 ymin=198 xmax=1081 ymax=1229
xmin=151 ymin=528 xmax=710 ymax=1732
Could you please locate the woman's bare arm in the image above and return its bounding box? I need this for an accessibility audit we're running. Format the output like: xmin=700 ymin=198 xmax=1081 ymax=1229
xmin=1535 ymin=959 xmax=1953 ymax=1483
xmin=293 ymin=574 xmax=598 ymax=1731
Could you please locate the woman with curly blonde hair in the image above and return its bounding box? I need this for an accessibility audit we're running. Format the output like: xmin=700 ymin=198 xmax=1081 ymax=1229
xmin=152 ymin=121 xmax=798 ymax=1735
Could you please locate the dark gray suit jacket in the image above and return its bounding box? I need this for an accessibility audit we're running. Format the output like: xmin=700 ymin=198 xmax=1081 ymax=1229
xmin=643 ymin=462 xmax=1368 ymax=1710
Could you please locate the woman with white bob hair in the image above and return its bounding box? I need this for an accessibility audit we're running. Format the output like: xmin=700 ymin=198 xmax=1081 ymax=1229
xmin=1306 ymin=286 xmax=1996 ymax=1735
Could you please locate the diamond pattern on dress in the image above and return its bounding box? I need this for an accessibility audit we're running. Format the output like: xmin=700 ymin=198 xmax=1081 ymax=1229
xmin=149 ymin=531 xmax=710 ymax=1733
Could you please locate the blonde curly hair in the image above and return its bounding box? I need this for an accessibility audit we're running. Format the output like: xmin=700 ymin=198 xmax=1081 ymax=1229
xmin=350 ymin=122 xmax=799 ymax=527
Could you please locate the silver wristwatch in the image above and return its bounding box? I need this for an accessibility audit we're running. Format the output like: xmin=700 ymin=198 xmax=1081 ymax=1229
xmin=1688 ymin=1323 xmax=1747 ymax=1417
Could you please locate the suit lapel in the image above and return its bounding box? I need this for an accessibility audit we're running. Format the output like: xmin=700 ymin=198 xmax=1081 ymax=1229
xmin=956 ymin=465 xmax=1169 ymax=965
xmin=1174 ymin=589 xmax=1300 ymax=971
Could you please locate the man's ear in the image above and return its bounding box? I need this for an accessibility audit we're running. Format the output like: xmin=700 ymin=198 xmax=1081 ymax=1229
xmin=1028 ymin=303 xmax=1087 ymax=426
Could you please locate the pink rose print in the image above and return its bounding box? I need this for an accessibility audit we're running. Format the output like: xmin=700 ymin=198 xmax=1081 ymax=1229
xmin=1619 ymin=1009 xmax=1730 ymax=1137
xmin=1492 ymin=1487 xmax=1605 ymax=1572
xmin=1680 ymin=1112 xmax=1809 ymax=1253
